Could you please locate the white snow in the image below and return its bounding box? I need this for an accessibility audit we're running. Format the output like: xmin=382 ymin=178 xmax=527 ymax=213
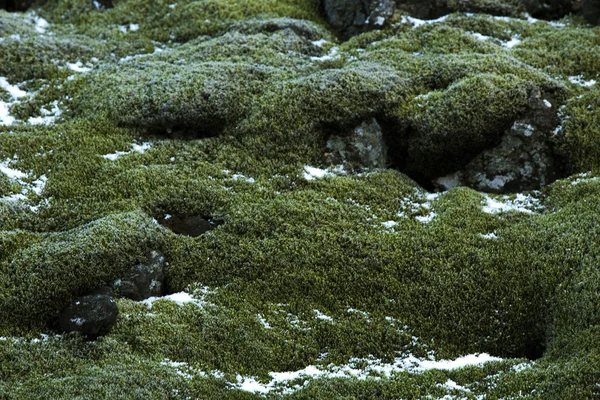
xmin=28 ymin=100 xmax=62 ymax=125
xmin=400 ymin=15 xmax=449 ymax=28
xmin=0 ymin=77 xmax=27 ymax=126
xmin=310 ymin=47 xmax=338 ymax=62
xmin=0 ymin=103 xmax=15 ymax=126
xmin=102 ymin=142 xmax=152 ymax=160
xmin=374 ymin=16 xmax=385 ymax=26
xmin=568 ymin=76 xmax=597 ymax=87
xmin=313 ymin=309 xmax=334 ymax=322
xmin=230 ymin=352 xmax=504 ymax=395
xmin=543 ymin=99 xmax=552 ymax=108
xmin=0 ymin=160 xmax=27 ymax=181
xmin=416 ymin=213 xmax=437 ymax=224
xmin=481 ymin=193 xmax=541 ymax=215
xmin=381 ymin=220 xmax=398 ymax=229
xmin=231 ymin=174 xmax=256 ymax=183
xmin=311 ymin=39 xmax=327 ymax=47
xmin=118 ymin=25 xmax=128 ymax=33
xmin=129 ymin=24 xmax=139 ymax=32
xmin=142 ymin=292 xmax=205 ymax=309
xmin=303 ymin=165 xmax=338 ymax=180
xmin=67 ymin=61 xmax=92 ymax=73
xmin=470 ymin=32 xmax=490 ymax=42
xmin=0 ymin=77 xmax=27 ymax=99
xmin=480 ymin=232 xmax=498 ymax=240
xmin=503 ymin=36 xmax=521 ymax=49
xmin=33 ymin=16 xmax=50 ymax=34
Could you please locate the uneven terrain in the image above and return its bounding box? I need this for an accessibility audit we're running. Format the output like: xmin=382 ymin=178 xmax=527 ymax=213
xmin=0 ymin=0 xmax=599 ymax=398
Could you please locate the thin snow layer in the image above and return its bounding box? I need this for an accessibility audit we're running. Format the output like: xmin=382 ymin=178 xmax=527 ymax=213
xmin=303 ymin=165 xmax=345 ymax=181
xmin=0 ymin=77 xmax=27 ymax=126
xmin=311 ymin=39 xmax=327 ymax=47
xmin=503 ymin=36 xmax=522 ymax=49
xmin=102 ymin=142 xmax=152 ymax=160
xmin=28 ymin=101 xmax=62 ymax=125
xmin=32 ymin=15 xmax=50 ymax=34
xmin=400 ymin=15 xmax=449 ymax=28
xmin=67 ymin=61 xmax=92 ymax=73
xmin=0 ymin=160 xmax=27 ymax=181
xmin=568 ymin=76 xmax=597 ymax=87
xmin=230 ymin=353 xmax=504 ymax=395
xmin=569 ymin=172 xmax=599 ymax=185
xmin=0 ymin=159 xmax=48 ymax=209
xmin=142 ymin=292 xmax=204 ymax=309
xmin=310 ymin=47 xmax=338 ymax=62
xmin=0 ymin=77 xmax=27 ymax=99
xmin=481 ymin=193 xmax=541 ymax=214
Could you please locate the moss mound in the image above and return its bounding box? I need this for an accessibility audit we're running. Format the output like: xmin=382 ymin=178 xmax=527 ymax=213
xmin=0 ymin=1 xmax=599 ymax=398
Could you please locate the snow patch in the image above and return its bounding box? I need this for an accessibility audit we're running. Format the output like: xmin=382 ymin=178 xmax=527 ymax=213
xmin=481 ymin=193 xmax=541 ymax=215
xmin=67 ymin=61 xmax=92 ymax=73
xmin=568 ymin=76 xmax=596 ymax=87
xmin=311 ymin=47 xmax=339 ymax=62
xmin=102 ymin=142 xmax=152 ymax=160
xmin=400 ymin=15 xmax=449 ymax=27
xmin=303 ymin=165 xmax=345 ymax=180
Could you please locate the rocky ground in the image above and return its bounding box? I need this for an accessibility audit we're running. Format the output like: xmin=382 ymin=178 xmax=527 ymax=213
xmin=0 ymin=0 xmax=599 ymax=398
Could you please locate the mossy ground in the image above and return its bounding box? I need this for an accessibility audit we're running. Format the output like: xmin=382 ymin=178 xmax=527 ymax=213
xmin=0 ymin=1 xmax=599 ymax=398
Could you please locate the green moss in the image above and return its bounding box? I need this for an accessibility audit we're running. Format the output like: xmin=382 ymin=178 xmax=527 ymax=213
xmin=0 ymin=211 xmax=165 ymax=331
xmin=0 ymin=4 xmax=600 ymax=399
xmin=400 ymin=73 xmax=535 ymax=178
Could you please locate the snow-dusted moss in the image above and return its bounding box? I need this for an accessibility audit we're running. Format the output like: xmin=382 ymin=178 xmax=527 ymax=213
xmin=0 ymin=2 xmax=599 ymax=399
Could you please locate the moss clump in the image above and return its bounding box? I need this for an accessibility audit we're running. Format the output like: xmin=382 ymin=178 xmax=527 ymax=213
xmin=400 ymin=73 xmax=535 ymax=178
xmin=1 ymin=4 xmax=600 ymax=399
xmin=0 ymin=211 xmax=165 ymax=331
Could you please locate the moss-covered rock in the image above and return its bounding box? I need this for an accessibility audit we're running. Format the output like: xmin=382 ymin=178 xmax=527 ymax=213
xmin=1 ymin=1 xmax=600 ymax=398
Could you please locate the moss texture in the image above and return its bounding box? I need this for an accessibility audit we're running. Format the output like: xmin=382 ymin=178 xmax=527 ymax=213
xmin=0 ymin=1 xmax=599 ymax=398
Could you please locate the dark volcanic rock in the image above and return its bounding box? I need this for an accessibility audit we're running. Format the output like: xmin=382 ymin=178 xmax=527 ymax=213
xmin=0 ymin=0 xmax=37 ymax=11
xmin=112 ymin=250 xmax=165 ymax=301
xmin=157 ymin=214 xmax=223 ymax=237
xmin=582 ymin=0 xmax=600 ymax=23
xmin=323 ymin=0 xmax=395 ymax=39
xmin=57 ymin=295 xmax=118 ymax=338
xmin=522 ymin=0 xmax=582 ymax=19
xmin=434 ymin=91 xmax=559 ymax=193
xmin=324 ymin=118 xmax=387 ymax=169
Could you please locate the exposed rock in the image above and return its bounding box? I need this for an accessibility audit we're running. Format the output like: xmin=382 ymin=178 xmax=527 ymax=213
xmin=93 ymin=0 xmax=113 ymax=9
xmin=157 ymin=214 xmax=223 ymax=237
xmin=0 ymin=0 xmax=37 ymax=12
xmin=582 ymin=0 xmax=600 ymax=23
xmin=434 ymin=91 xmax=559 ymax=193
xmin=112 ymin=250 xmax=165 ymax=301
xmin=324 ymin=118 xmax=387 ymax=169
xmin=323 ymin=0 xmax=396 ymax=39
xmin=89 ymin=285 xmax=115 ymax=297
xmin=521 ymin=0 xmax=582 ymax=19
xmin=57 ymin=295 xmax=118 ymax=338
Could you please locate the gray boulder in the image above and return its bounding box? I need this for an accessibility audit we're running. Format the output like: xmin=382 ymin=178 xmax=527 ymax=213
xmin=323 ymin=0 xmax=395 ymax=39
xmin=434 ymin=92 xmax=559 ymax=193
xmin=324 ymin=118 xmax=387 ymax=169
xmin=112 ymin=250 xmax=165 ymax=301
xmin=57 ymin=295 xmax=118 ymax=338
